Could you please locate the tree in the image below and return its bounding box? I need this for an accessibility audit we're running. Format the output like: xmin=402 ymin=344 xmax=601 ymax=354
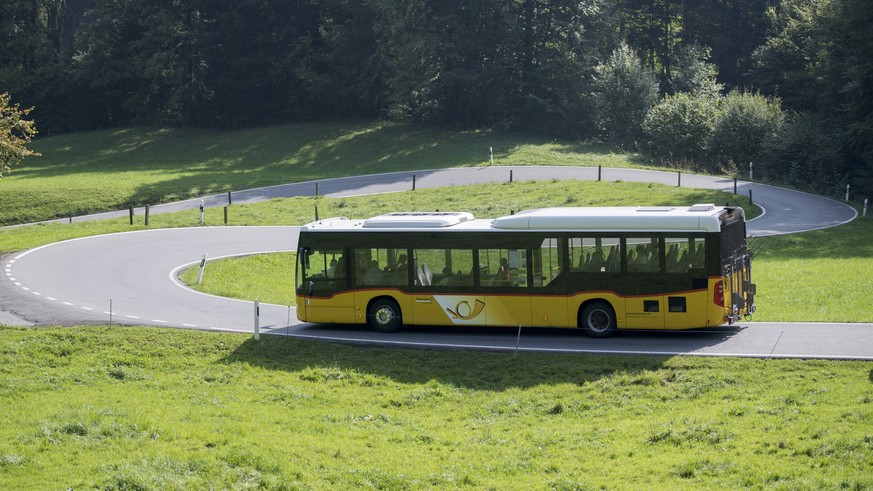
xmin=0 ymin=92 xmax=40 ymax=177
xmin=681 ymin=0 xmax=770 ymax=89
xmin=668 ymin=43 xmax=721 ymax=96
xmin=594 ymin=42 xmax=659 ymax=145
xmin=751 ymin=0 xmax=873 ymax=197
xmin=749 ymin=0 xmax=830 ymax=112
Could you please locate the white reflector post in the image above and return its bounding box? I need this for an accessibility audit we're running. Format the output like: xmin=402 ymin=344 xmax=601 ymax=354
xmin=254 ymin=299 xmax=260 ymax=341
xmin=196 ymin=253 xmax=207 ymax=285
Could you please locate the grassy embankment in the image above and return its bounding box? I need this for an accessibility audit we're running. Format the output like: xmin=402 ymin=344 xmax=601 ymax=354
xmin=0 ymin=124 xmax=871 ymax=488
xmin=0 ymin=122 xmax=637 ymax=225
xmin=1 ymin=121 xmax=870 ymax=322
xmin=0 ymin=326 xmax=870 ymax=489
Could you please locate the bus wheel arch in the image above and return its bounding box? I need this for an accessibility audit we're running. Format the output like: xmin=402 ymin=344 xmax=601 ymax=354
xmin=578 ymin=300 xmax=617 ymax=338
xmin=367 ymin=296 xmax=403 ymax=333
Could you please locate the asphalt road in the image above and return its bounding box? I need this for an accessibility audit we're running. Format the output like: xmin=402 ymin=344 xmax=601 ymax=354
xmin=35 ymin=166 xmax=857 ymax=237
xmin=2 ymin=166 xmax=868 ymax=359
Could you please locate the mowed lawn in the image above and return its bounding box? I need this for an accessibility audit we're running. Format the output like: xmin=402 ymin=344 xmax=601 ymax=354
xmin=0 ymin=326 xmax=870 ymax=489
xmin=1 ymin=125 xmax=872 ymax=489
xmin=1 ymin=122 xmax=638 ymax=225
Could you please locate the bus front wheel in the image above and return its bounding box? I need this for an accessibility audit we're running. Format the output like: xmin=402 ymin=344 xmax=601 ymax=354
xmin=580 ymin=302 xmax=616 ymax=338
xmin=368 ymin=298 xmax=403 ymax=333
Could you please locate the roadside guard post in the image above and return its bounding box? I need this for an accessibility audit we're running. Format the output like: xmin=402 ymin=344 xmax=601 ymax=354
xmin=254 ymin=299 xmax=260 ymax=340
xmin=200 ymin=199 xmax=205 ymax=224
xmin=196 ymin=253 xmax=207 ymax=285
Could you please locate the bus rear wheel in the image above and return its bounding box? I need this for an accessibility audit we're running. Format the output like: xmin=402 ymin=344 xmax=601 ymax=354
xmin=368 ymin=298 xmax=403 ymax=333
xmin=580 ymin=302 xmax=616 ymax=338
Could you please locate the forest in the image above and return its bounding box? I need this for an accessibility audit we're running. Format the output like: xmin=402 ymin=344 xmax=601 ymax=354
xmin=2 ymin=0 xmax=871 ymax=198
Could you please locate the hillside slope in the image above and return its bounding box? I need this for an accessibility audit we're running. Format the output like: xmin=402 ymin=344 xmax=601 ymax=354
xmin=1 ymin=122 xmax=638 ymax=225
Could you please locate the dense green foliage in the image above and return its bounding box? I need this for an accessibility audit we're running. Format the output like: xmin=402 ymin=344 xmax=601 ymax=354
xmin=594 ymin=43 xmax=660 ymax=145
xmin=1 ymin=326 xmax=870 ymax=489
xmin=642 ymin=92 xmax=720 ymax=165
xmin=2 ymin=0 xmax=871 ymax=196
xmin=643 ymin=90 xmax=785 ymax=172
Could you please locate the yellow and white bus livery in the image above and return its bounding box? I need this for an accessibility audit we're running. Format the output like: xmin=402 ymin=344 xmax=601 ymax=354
xmin=295 ymin=204 xmax=756 ymax=337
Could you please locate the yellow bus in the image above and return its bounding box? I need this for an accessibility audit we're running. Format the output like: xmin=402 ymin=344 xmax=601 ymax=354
xmin=295 ymin=204 xmax=756 ymax=336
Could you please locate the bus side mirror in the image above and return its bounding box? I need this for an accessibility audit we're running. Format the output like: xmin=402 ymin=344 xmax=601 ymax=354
xmin=308 ymin=281 xmax=314 ymax=295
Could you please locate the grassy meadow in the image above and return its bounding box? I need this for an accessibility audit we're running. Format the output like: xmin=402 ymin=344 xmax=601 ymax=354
xmin=1 ymin=122 xmax=638 ymax=225
xmin=2 ymin=124 xmax=872 ymax=489
xmin=0 ymin=326 xmax=870 ymax=489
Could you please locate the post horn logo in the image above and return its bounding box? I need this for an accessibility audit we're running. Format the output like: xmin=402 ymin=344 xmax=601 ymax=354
xmin=446 ymin=299 xmax=485 ymax=320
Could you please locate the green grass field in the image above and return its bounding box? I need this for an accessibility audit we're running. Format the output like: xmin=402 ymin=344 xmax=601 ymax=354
xmin=0 ymin=326 xmax=870 ymax=489
xmin=2 ymin=124 xmax=872 ymax=489
xmin=1 ymin=122 xmax=639 ymax=225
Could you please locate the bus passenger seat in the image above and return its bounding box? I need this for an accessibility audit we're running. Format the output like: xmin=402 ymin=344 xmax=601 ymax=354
xmin=422 ymin=264 xmax=433 ymax=286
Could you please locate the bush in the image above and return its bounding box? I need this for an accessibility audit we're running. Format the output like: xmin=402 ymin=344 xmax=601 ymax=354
xmin=708 ymin=91 xmax=785 ymax=169
xmin=642 ymin=92 xmax=720 ymax=167
xmin=642 ymin=90 xmax=785 ymax=173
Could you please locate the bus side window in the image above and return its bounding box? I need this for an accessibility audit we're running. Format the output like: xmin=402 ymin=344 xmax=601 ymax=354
xmin=573 ymin=237 xmax=620 ymax=273
xmin=627 ymin=237 xmax=660 ymax=273
xmin=353 ymin=248 xmax=409 ymax=287
xmin=533 ymin=238 xmax=560 ymax=287
xmin=664 ymin=237 xmax=706 ymax=273
xmin=479 ymin=249 xmax=527 ymax=287
xmin=689 ymin=238 xmax=705 ymax=270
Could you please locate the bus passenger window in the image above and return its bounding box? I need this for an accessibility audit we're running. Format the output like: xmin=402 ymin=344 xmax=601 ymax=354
xmin=353 ymin=248 xmax=408 ymax=287
xmin=413 ymin=249 xmax=474 ymax=288
xmin=665 ymin=238 xmax=706 ymax=273
xmin=689 ymin=239 xmax=706 ymax=270
xmin=627 ymin=237 xmax=660 ymax=273
xmin=532 ymin=239 xmax=560 ymax=287
xmin=572 ymin=238 xmax=621 ymax=273
xmin=479 ymin=249 xmax=528 ymax=287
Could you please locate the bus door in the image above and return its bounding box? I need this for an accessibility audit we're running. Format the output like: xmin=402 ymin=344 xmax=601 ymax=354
xmin=475 ymin=248 xmax=533 ymax=326
xmin=296 ymin=247 xmax=355 ymax=324
xmin=531 ymin=239 xmax=567 ymax=327
xmin=624 ymin=237 xmax=664 ymax=329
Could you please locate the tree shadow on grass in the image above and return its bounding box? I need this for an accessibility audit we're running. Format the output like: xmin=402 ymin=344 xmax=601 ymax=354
xmin=220 ymin=325 xmax=742 ymax=391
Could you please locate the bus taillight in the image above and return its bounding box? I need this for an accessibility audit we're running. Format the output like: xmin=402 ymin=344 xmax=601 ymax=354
xmin=714 ymin=280 xmax=724 ymax=307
